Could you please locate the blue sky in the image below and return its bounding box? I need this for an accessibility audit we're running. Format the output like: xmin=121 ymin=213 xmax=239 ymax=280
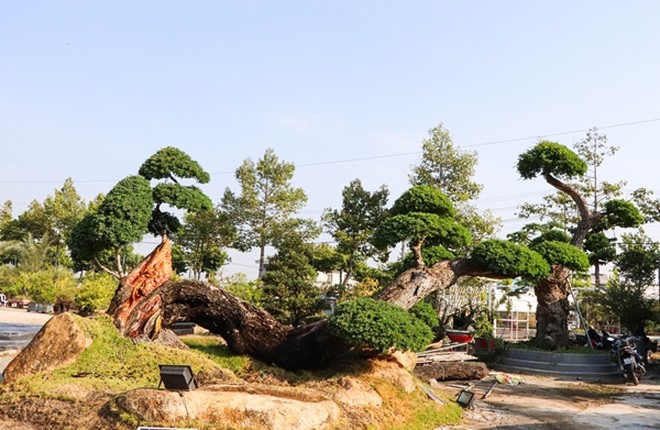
xmin=2 ymin=2 xmax=660 ymax=278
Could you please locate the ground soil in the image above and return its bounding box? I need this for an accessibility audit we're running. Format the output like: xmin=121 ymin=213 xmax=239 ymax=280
xmin=433 ymin=363 xmax=660 ymax=430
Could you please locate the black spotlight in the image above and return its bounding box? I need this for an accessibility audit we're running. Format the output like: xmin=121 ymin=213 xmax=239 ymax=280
xmin=456 ymin=389 xmax=475 ymax=408
xmin=158 ymin=364 xmax=198 ymax=391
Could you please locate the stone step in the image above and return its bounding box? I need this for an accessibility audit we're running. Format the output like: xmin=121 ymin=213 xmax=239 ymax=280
xmin=494 ymin=363 xmax=621 ymax=381
xmin=495 ymin=348 xmax=621 ymax=380
xmin=501 ymin=356 xmax=619 ymax=373
xmin=505 ymin=348 xmax=614 ymax=364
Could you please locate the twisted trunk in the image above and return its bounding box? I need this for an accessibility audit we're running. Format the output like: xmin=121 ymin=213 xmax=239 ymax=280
xmin=533 ymin=266 xmax=572 ymax=347
xmin=108 ymin=240 xmax=512 ymax=369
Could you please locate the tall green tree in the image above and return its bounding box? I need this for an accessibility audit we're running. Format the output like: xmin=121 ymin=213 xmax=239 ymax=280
xmin=0 ymin=201 xmax=12 ymax=230
xmin=42 ymin=177 xmax=87 ymax=266
xmin=222 ymin=148 xmax=310 ymax=278
xmin=409 ymin=123 xmax=500 ymax=245
xmin=261 ymin=229 xmax=325 ymax=326
xmin=596 ymin=230 xmax=659 ymax=335
xmin=174 ymin=208 xmax=236 ymax=280
xmin=409 ymin=123 xmax=483 ymax=202
xmin=322 ymin=179 xmax=389 ymax=286
xmin=407 ymin=124 xmax=501 ymax=321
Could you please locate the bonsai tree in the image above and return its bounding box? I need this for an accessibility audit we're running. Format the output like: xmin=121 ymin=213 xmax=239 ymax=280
xmin=515 ymin=141 xmax=643 ymax=346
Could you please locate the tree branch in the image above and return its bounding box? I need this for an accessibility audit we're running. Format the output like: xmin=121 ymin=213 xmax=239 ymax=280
xmin=543 ymin=173 xmax=603 ymax=246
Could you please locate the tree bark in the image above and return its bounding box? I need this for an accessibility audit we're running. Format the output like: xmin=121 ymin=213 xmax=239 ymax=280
xmin=414 ymin=361 xmax=489 ymax=381
xmin=375 ymin=258 xmax=513 ymax=309
xmin=533 ymin=266 xmax=572 ymax=347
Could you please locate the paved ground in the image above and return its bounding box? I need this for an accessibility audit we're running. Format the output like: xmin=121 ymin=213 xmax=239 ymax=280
xmin=435 ymin=368 xmax=660 ymax=429
xmin=0 ymin=307 xmax=53 ymax=325
xmin=0 ymin=307 xmax=52 ymax=374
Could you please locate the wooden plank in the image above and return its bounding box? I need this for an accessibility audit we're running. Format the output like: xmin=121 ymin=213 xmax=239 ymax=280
xmin=418 ymin=383 xmax=447 ymax=405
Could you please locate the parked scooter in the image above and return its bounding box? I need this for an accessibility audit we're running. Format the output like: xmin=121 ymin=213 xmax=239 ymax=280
xmin=609 ymin=336 xmax=646 ymax=385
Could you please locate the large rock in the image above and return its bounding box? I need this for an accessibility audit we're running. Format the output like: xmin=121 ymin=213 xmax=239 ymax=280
xmin=2 ymin=313 xmax=91 ymax=384
xmin=333 ymin=376 xmax=382 ymax=407
xmin=371 ymin=359 xmax=417 ymax=393
xmin=115 ymin=384 xmax=342 ymax=430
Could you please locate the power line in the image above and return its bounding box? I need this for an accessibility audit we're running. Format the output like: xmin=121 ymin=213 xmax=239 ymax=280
xmin=2 ymin=116 xmax=659 ymax=185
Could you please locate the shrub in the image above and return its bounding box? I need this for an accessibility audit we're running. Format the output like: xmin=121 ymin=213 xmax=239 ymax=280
xmin=15 ymin=268 xmax=77 ymax=304
xmin=409 ymin=300 xmax=439 ymax=332
xmin=75 ymin=272 xmax=117 ymax=313
xmin=328 ymin=297 xmax=433 ymax=353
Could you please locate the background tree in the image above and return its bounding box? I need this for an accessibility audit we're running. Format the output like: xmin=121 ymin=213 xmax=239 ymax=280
xmin=407 ymin=124 xmax=501 ymax=327
xmin=409 ymin=123 xmax=500 ymax=245
xmin=596 ymin=230 xmax=659 ymax=335
xmin=3 ymin=179 xmax=86 ymax=268
xmin=322 ymin=179 xmax=389 ymax=286
xmin=41 ymin=178 xmax=87 ymax=267
xmin=0 ymin=201 xmax=12 ymax=231
xmin=260 ymin=227 xmax=325 ymax=326
xmin=222 ymin=273 xmax=266 ymax=307
xmin=173 ymin=208 xmax=236 ymax=280
xmin=222 ymin=148 xmax=310 ymax=278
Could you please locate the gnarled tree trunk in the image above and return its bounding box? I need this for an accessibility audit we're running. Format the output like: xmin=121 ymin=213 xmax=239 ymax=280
xmin=533 ymin=266 xmax=572 ymax=347
xmin=108 ymin=239 xmax=510 ymax=370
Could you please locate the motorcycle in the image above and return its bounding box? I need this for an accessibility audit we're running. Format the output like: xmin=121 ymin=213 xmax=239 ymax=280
xmin=609 ymin=336 xmax=646 ymax=385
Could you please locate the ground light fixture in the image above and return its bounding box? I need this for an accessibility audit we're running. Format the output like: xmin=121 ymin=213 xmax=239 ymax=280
xmin=456 ymin=389 xmax=475 ymax=408
xmin=158 ymin=364 xmax=198 ymax=391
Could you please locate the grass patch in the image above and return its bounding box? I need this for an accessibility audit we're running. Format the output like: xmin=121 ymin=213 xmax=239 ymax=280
xmin=345 ymin=376 xmax=462 ymax=430
xmin=180 ymin=334 xmax=251 ymax=375
xmin=10 ymin=314 xmax=235 ymax=396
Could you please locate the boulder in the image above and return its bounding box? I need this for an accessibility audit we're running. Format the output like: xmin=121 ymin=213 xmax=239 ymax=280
xmin=2 ymin=313 xmax=91 ymax=384
xmin=371 ymin=359 xmax=417 ymax=393
xmin=389 ymin=350 xmax=417 ymax=371
xmin=333 ymin=376 xmax=382 ymax=407
xmin=115 ymin=384 xmax=342 ymax=430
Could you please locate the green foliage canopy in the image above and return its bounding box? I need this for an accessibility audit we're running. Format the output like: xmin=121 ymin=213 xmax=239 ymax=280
xmin=322 ymin=179 xmax=389 ymax=283
xmin=470 ymin=239 xmax=550 ymax=281
xmin=530 ymin=241 xmax=590 ymax=272
xmin=328 ymin=297 xmax=434 ymax=353
xmin=373 ymin=186 xmax=471 ymax=267
xmin=138 ymin=146 xmax=211 ymax=184
xmin=139 ymin=147 xmax=213 ymax=236
xmin=517 ymin=141 xmax=588 ymax=180
xmin=69 ymin=176 xmax=153 ymax=276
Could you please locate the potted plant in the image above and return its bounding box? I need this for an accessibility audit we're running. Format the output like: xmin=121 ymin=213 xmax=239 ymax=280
xmin=472 ymin=312 xmax=499 ymax=352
